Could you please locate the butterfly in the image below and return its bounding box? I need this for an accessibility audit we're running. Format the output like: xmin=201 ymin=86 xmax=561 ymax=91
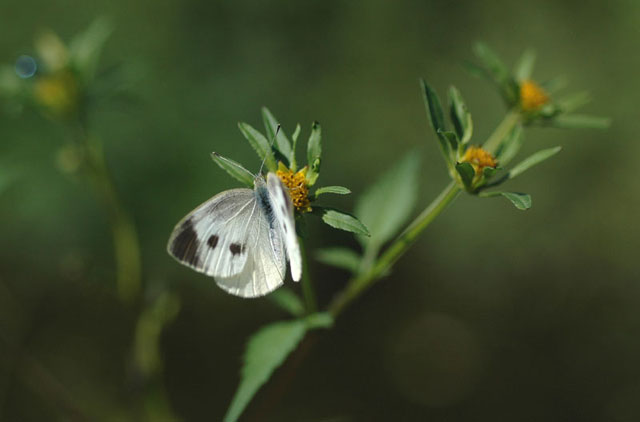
xmin=167 ymin=169 xmax=301 ymax=298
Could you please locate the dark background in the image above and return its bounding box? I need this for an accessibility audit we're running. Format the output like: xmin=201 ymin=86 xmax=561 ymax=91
xmin=1 ymin=0 xmax=639 ymax=420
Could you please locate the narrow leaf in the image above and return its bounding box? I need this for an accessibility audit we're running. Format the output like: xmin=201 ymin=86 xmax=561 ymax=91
xmin=455 ymin=162 xmax=475 ymax=190
xmin=420 ymin=79 xmax=447 ymax=134
xmin=448 ymin=86 xmax=473 ymax=144
xmin=480 ymin=191 xmax=532 ymax=210
xmin=472 ymin=42 xmax=519 ymax=105
xmin=549 ymin=114 xmax=611 ymax=129
xmin=262 ymin=107 xmax=293 ymax=165
xmin=314 ymin=186 xmax=351 ymax=197
xmin=315 ymin=207 xmax=370 ymax=236
xmin=268 ymin=288 xmax=304 ymax=317
xmin=211 ymin=152 xmax=254 ymax=187
xmin=556 ymin=91 xmax=591 ymax=113
xmin=305 ymin=312 xmax=334 ymax=329
xmin=69 ymin=17 xmax=114 ymax=82
xmin=306 ymin=121 xmax=322 ymax=186
xmin=355 ymin=153 xmax=420 ymax=250
xmin=438 ymin=130 xmax=459 ymax=154
xmin=508 ymin=146 xmax=562 ymax=179
xmin=514 ymin=49 xmax=536 ymax=81
xmin=316 ymin=247 xmax=362 ymax=274
xmin=223 ymin=320 xmax=307 ymax=422
xmin=237 ymin=122 xmax=277 ymax=172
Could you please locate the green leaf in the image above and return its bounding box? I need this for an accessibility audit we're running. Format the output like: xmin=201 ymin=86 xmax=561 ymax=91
xmin=223 ymin=314 xmax=331 ymax=422
xmin=262 ymin=107 xmax=293 ymax=166
xmin=448 ymin=86 xmax=473 ymax=144
xmin=316 ymin=247 xmax=362 ymax=274
xmin=549 ymin=114 xmax=611 ymax=129
xmin=472 ymin=42 xmax=519 ymax=105
xmin=306 ymin=121 xmax=322 ymax=186
xmin=480 ymin=191 xmax=532 ymax=210
xmin=556 ymin=91 xmax=591 ymax=113
xmin=355 ymin=153 xmax=420 ymax=251
xmin=268 ymin=288 xmax=304 ymax=317
xmin=420 ymin=80 xmax=452 ymax=164
xmin=455 ymin=162 xmax=475 ymax=190
xmin=438 ymin=130 xmax=459 ymax=154
xmin=237 ymin=122 xmax=277 ymax=172
xmin=291 ymin=124 xmax=301 ymax=145
xmin=514 ymin=49 xmax=536 ymax=81
xmin=313 ymin=185 xmax=351 ymax=197
xmin=315 ymin=207 xmax=370 ymax=236
xmin=211 ymin=152 xmax=254 ymax=187
xmin=494 ymin=125 xmax=523 ymax=166
xmin=223 ymin=319 xmax=306 ymax=422
xmin=69 ymin=17 xmax=114 ymax=83
xmin=482 ymin=166 xmax=498 ymax=180
xmin=508 ymin=146 xmax=562 ymax=179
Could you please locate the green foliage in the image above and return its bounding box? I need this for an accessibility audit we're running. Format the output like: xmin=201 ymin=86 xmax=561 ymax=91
xmin=313 ymin=185 xmax=351 ymax=197
xmin=455 ymin=162 xmax=475 ymax=190
xmin=68 ymin=17 xmax=114 ymax=84
xmin=355 ymin=153 xmax=420 ymax=257
xmin=479 ymin=191 xmax=532 ymax=210
xmin=306 ymin=121 xmax=322 ymax=185
xmin=314 ymin=207 xmax=370 ymax=236
xmin=224 ymin=313 xmax=332 ymax=422
xmin=211 ymin=152 xmax=255 ymax=187
xmin=471 ymin=42 xmax=519 ymax=106
xmin=315 ymin=247 xmax=362 ymax=274
xmin=268 ymin=288 xmax=305 ymax=317
xmin=547 ymin=114 xmax=611 ymax=129
xmin=420 ymin=79 xmax=452 ymax=165
xmin=237 ymin=122 xmax=277 ymax=172
xmin=514 ymin=49 xmax=536 ymax=81
xmin=448 ymin=86 xmax=473 ymax=145
xmin=508 ymin=146 xmax=562 ymax=179
xmin=262 ymin=107 xmax=293 ymax=167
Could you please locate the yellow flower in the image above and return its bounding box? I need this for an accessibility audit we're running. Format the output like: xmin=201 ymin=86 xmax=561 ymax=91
xmin=519 ymin=80 xmax=549 ymax=112
xmin=33 ymin=70 xmax=78 ymax=118
xmin=461 ymin=146 xmax=498 ymax=174
xmin=276 ymin=164 xmax=311 ymax=212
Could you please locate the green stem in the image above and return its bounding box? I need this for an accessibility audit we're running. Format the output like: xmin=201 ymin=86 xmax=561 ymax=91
xmin=329 ymin=181 xmax=461 ymax=317
xmin=482 ymin=109 xmax=521 ymax=154
xmin=298 ymin=238 xmax=317 ymax=314
xmin=78 ymin=128 xmax=142 ymax=304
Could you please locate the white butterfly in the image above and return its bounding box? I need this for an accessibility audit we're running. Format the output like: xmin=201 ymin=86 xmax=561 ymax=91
xmin=167 ymin=170 xmax=301 ymax=298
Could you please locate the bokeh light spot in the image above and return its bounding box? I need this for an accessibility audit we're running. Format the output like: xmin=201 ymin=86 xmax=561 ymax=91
xmin=15 ymin=55 xmax=37 ymax=78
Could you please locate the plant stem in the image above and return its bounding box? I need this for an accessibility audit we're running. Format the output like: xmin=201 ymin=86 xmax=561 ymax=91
xmin=76 ymin=123 xmax=142 ymax=304
xmin=329 ymin=181 xmax=460 ymax=317
xmin=482 ymin=109 xmax=521 ymax=154
xmin=298 ymin=238 xmax=317 ymax=314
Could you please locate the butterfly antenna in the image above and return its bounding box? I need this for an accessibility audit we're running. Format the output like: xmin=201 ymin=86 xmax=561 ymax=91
xmin=258 ymin=124 xmax=280 ymax=176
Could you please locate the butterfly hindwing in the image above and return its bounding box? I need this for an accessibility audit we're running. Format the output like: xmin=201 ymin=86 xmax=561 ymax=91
xmin=266 ymin=173 xmax=302 ymax=281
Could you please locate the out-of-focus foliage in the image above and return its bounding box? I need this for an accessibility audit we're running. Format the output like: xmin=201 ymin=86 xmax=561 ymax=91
xmin=1 ymin=1 xmax=638 ymax=421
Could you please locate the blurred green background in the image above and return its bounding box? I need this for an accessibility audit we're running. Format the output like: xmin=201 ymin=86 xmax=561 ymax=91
xmin=1 ymin=0 xmax=639 ymax=420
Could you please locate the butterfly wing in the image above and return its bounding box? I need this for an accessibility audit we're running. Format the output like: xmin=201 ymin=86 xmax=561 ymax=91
xmin=266 ymin=172 xmax=302 ymax=281
xmin=167 ymin=186 xmax=287 ymax=297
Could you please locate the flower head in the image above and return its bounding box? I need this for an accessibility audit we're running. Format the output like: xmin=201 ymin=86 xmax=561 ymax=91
xmin=276 ymin=163 xmax=311 ymax=212
xmin=461 ymin=146 xmax=497 ymax=175
xmin=519 ymin=80 xmax=549 ymax=112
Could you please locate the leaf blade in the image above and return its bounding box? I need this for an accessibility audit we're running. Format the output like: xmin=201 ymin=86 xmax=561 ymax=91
xmin=211 ymin=152 xmax=254 ymax=187
xmin=314 ymin=185 xmax=351 ymax=197
xmin=480 ymin=191 xmax=532 ymax=210
xmin=315 ymin=207 xmax=370 ymax=236
xmin=237 ymin=122 xmax=277 ymax=172
xmin=306 ymin=121 xmax=322 ymax=185
xmin=262 ymin=107 xmax=293 ymax=165
xmin=508 ymin=146 xmax=562 ymax=179
xmin=315 ymin=247 xmax=362 ymax=274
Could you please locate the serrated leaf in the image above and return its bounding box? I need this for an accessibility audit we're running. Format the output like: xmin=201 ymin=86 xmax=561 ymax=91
xmin=223 ymin=319 xmax=307 ymax=422
xmin=268 ymin=288 xmax=305 ymax=317
xmin=262 ymin=107 xmax=293 ymax=166
xmin=455 ymin=162 xmax=475 ymax=190
xmin=314 ymin=186 xmax=351 ymax=197
xmin=211 ymin=153 xmax=254 ymax=187
xmin=306 ymin=121 xmax=322 ymax=186
xmin=514 ymin=49 xmax=536 ymax=81
xmin=316 ymin=247 xmax=361 ymax=274
xmin=494 ymin=125 xmax=523 ymax=166
xmin=355 ymin=153 xmax=419 ymax=252
xmin=549 ymin=114 xmax=611 ymax=129
xmin=69 ymin=17 xmax=113 ymax=83
xmin=508 ymin=146 xmax=561 ymax=179
xmin=449 ymin=86 xmax=473 ymax=144
xmin=420 ymin=80 xmax=452 ymax=165
xmin=480 ymin=191 xmax=532 ymax=210
xmin=237 ymin=122 xmax=277 ymax=172
xmin=315 ymin=207 xmax=370 ymax=236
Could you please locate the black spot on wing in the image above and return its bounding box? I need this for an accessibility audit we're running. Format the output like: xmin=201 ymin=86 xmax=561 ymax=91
xmin=207 ymin=234 xmax=219 ymax=249
xmin=170 ymin=218 xmax=201 ymax=267
xmin=229 ymin=243 xmax=246 ymax=256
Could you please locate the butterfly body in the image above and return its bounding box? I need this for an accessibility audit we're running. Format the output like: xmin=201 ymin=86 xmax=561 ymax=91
xmin=167 ymin=173 xmax=301 ymax=298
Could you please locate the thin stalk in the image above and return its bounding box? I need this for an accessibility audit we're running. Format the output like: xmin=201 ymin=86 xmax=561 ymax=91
xmin=328 ymin=181 xmax=460 ymax=317
xmin=75 ymin=122 xmax=142 ymax=304
xmin=482 ymin=109 xmax=521 ymax=154
xmin=298 ymin=238 xmax=317 ymax=314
